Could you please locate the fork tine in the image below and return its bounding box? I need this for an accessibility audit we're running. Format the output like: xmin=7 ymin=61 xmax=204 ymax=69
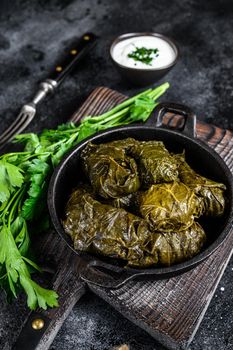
xmin=1 ymin=112 xmax=28 ymax=138
xmin=0 ymin=103 xmax=36 ymax=148
xmin=0 ymin=112 xmax=32 ymax=147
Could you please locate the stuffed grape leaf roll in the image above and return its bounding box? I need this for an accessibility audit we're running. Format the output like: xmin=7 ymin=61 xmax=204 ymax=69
xmin=63 ymin=187 xmax=157 ymax=267
xmin=106 ymin=193 xmax=137 ymax=210
xmin=151 ymin=222 xmax=206 ymax=266
xmin=175 ymin=154 xmax=226 ymax=216
xmin=104 ymin=138 xmax=140 ymax=153
xmin=81 ymin=141 xmax=140 ymax=199
xmin=139 ymin=182 xmax=204 ymax=232
xmin=134 ymin=141 xmax=179 ymax=185
xmin=63 ymin=188 xmax=206 ymax=267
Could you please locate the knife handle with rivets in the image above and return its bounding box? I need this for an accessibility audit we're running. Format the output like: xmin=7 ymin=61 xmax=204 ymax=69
xmin=27 ymin=32 xmax=98 ymax=112
xmin=12 ymin=313 xmax=51 ymax=350
xmin=49 ymin=32 xmax=97 ymax=85
xmin=12 ymin=259 xmax=87 ymax=350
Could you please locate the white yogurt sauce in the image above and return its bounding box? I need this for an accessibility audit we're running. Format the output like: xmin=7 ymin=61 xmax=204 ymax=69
xmin=112 ymin=35 xmax=176 ymax=69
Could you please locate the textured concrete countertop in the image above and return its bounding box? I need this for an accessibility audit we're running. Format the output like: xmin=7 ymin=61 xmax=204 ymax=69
xmin=0 ymin=1 xmax=232 ymax=349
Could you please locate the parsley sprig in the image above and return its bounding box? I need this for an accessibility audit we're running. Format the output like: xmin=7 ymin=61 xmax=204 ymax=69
xmin=128 ymin=47 xmax=159 ymax=65
xmin=0 ymin=82 xmax=169 ymax=310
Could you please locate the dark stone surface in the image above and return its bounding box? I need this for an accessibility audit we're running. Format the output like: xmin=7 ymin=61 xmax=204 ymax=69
xmin=0 ymin=0 xmax=232 ymax=349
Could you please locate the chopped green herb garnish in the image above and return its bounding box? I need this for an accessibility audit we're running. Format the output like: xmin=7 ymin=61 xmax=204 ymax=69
xmin=128 ymin=47 xmax=159 ymax=65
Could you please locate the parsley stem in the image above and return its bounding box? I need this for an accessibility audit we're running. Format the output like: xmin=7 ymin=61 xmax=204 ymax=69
xmin=93 ymin=107 xmax=129 ymax=125
xmin=1 ymin=187 xmax=25 ymax=224
xmin=0 ymin=152 xmax=31 ymax=160
xmin=88 ymin=89 xmax=152 ymax=122
xmin=148 ymin=82 xmax=170 ymax=100
xmin=7 ymin=187 xmax=26 ymax=230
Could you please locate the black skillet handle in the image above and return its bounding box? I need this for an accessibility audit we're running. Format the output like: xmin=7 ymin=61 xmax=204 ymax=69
xmin=146 ymin=102 xmax=197 ymax=138
xmin=49 ymin=32 xmax=97 ymax=85
xmin=80 ymin=260 xmax=145 ymax=289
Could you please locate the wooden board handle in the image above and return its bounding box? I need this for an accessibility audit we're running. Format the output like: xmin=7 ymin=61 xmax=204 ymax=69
xmin=13 ymin=271 xmax=86 ymax=350
xmin=13 ymin=267 xmax=86 ymax=350
xmin=12 ymin=232 xmax=87 ymax=350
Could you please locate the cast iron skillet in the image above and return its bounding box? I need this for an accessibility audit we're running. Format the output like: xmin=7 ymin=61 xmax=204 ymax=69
xmin=48 ymin=102 xmax=233 ymax=288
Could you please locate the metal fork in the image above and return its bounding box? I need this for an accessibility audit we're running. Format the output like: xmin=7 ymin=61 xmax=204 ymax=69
xmin=0 ymin=79 xmax=57 ymax=149
xmin=0 ymin=32 xmax=97 ymax=150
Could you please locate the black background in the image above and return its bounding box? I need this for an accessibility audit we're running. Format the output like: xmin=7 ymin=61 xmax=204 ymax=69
xmin=0 ymin=1 xmax=232 ymax=349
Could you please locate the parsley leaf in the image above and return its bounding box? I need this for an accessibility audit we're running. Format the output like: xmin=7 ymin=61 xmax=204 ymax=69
xmin=21 ymin=159 xmax=50 ymax=220
xmin=15 ymin=133 xmax=41 ymax=152
xmin=0 ymin=225 xmax=58 ymax=309
xmin=128 ymin=95 xmax=158 ymax=122
xmin=0 ymin=160 xmax=24 ymax=204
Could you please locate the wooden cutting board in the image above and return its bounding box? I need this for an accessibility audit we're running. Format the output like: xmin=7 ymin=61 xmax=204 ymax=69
xmin=12 ymin=87 xmax=233 ymax=350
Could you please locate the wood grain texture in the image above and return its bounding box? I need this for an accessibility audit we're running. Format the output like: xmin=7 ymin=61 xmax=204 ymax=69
xmin=13 ymin=87 xmax=233 ymax=350
xmin=35 ymin=233 xmax=87 ymax=350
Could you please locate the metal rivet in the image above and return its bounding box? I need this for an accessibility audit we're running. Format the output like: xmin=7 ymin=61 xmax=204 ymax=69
xmin=83 ymin=35 xmax=90 ymax=41
xmin=70 ymin=49 xmax=77 ymax=55
xmin=56 ymin=66 xmax=62 ymax=72
xmin=32 ymin=318 xmax=45 ymax=330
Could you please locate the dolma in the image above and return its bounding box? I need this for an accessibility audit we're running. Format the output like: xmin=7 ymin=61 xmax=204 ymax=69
xmin=63 ymin=187 xmax=157 ymax=267
xmin=106 ymin=193 xmax=135 ymax=210
xmin=63 ymin=188 xmax=206 ymax=267
xmin=139 ymin=182 xmax=204 ymax=232
xmin=81 ymin=141 xmax=140 ymax=199
xmin=175 ymin=154 xmax=226 ymax=216
xmin=105 ymin=192 xmax=140 ymax=212
xmin=105 ymin=138 xmax=140 ymax=153
xmin=151 ymin=222 xmax=206 ymax=266
xmin=62 ymin=138 xmax=225 ymax=268
xmin=134 ymin=141 xmax=179 ymax=185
